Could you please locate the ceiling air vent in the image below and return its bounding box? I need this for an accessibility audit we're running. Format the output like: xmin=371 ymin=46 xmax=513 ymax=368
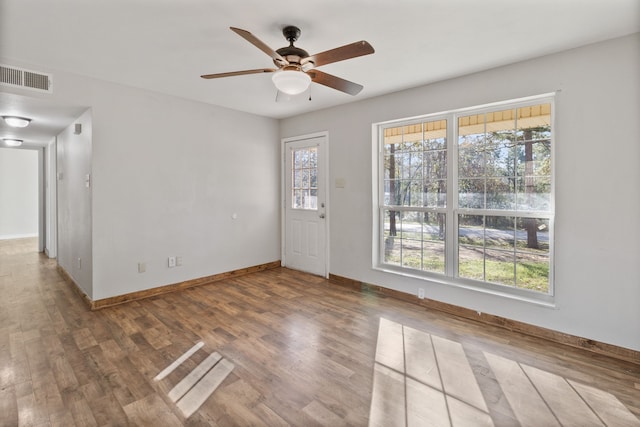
xmin=0 ymin=64 xmax=52 ymax=93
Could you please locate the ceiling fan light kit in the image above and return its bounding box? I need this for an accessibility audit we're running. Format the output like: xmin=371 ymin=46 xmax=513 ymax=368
xmin=201 ymin=25 xmax=374 ymax=98
xmin=272 ymin=68 xmax=312 ymax=95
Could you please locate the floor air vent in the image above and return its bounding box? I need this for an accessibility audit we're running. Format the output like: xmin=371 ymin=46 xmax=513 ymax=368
xmin=0 ymin=64 xmax=52 ymax=93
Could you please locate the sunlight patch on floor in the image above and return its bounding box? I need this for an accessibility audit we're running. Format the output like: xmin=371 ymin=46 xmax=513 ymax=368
xmin=154 ymin=342 xmax=234 ymax=419
xmin=369 ymin=318 xmax=640 ymax=427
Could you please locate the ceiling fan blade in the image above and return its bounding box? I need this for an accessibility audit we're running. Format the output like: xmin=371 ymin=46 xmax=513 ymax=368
xmin=304 ymin=41 xmax=374 ymax=68
xmin=308 ymin=70 xmax=363 ymax=96
xmin=201 ymin=68 xmax=276 ymax=79
xmin=230 ymin=27 xmax=288 ymax=66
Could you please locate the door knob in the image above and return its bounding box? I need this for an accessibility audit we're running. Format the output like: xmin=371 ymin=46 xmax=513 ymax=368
xmin=319 ymin=213 xmax=325 ymax=219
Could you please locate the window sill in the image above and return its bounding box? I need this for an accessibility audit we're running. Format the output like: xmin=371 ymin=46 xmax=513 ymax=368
xmin=373 ymin=265 xmax=557 ymax=309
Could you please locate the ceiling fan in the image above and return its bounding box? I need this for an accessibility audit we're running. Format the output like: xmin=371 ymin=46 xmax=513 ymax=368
xmin=201 ymin=26 xmax=374 ymax=96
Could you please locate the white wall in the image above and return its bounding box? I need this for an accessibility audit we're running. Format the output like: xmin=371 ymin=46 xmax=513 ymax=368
xmin=45 ymin=137 xmax=57 ymax=258
xmin=280 ymin=33 xmax=640 ymax=351
xmin=0 ymin=147 xmax=39 ymax=239
xmin=89 ymin=84 xmax=281 ymax=300
xmin=57 ymin=110 xmax=93 ymax=296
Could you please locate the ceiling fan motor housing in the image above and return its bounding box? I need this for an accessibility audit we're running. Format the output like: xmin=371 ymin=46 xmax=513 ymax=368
xmin=275 ymin=26 xmax=312 ymax=68
xmin=275 ymin=46 xmax=310 ymax=67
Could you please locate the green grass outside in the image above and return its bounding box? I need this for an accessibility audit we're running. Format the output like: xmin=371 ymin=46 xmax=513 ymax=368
xmin=385 ymin=239 xmax=548 ymax=293
xmin=459 ymin=259 xmax=548 ymax=292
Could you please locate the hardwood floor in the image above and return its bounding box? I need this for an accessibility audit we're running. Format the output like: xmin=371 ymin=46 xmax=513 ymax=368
xmin=1 ymin=237 xmax=639 ymax=426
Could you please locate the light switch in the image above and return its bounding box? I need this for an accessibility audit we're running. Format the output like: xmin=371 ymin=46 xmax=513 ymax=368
xmin=335 ymin=178 xmax=346 ymax=188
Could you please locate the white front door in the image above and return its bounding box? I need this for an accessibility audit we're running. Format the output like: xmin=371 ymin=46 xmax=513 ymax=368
xmin=283 ymin=134 xmax=328 ymax=277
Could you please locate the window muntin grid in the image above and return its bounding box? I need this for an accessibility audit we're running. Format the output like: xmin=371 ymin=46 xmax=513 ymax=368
xmin=377 ymin=98 xmax=553 ymax=297
xmin=291 ymin=147 xmax=318 ymax=210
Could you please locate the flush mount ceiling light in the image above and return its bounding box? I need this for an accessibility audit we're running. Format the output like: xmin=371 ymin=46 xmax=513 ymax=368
xmin=2 ymin=116 xmax=31 ymax=128
xmin=3 ymin=138 xmax=23 ymax=147
xmin=271 ymin=68 xmax=312 ymax=95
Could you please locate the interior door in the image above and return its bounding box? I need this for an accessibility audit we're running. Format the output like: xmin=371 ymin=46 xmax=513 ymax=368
xmin=283 ymin=134 xmax=327 ymax=277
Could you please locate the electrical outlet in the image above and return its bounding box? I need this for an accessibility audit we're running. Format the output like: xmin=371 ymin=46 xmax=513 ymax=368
xmin=138 ymin=262 xmax=146 ymax=273
xmin=418 ymin=288 xmax=425 ymax=299
xmin=176 ymin=256 xmax=182 ymax=266
xmin=168 ymin=256 xmax=176 ymax=268
xmin=77 ymin=258 xmax=82 ymax=270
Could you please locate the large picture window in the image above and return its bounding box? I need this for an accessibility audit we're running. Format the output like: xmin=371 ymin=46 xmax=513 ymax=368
xmin=376 ymin=96 xmax=554 ymax=298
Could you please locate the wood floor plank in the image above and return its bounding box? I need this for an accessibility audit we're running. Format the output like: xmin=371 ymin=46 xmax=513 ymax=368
xmin=176 ymin=358 xmax=234 ymax=418
xmin=68 ymin=395 xmax=99 ymax=427
xmin=406 ymin=377 xmax=450 ymax=427
xmin=50 ymin=410 xmax=77 ymax=427
xmin=569 ymin=380 xmax=640 ymax=427
xmin=253 ymin=402 xmax=291 ymax=426
xmin=521 ymin=364 xmax=604 ymax=426
xmin=99 ymin=338 xmax=127 ymax=362
xmin=9 ymin=331 xmax=26 ymax=359
xmin=78 ymin=381 xmax=107 ymax=404
xmin=404 ymin=325 xmax=441 ymax=390
xmin=168 ymin=351 xmax=222 ymax=402
xmin=374 ymin=317 xmax=405 ymax=372
xmin=17 ymin=388 xmax=48 ymax=426
xmin=215 ymin=376 xmax=262 ymax=408
xmin=33 ymin=371 xmax=66 ymax=416
xmin=431 ymin=334 xmax=489 ymax=412
xmin=447 ymin=396 xmax=494 ymax=427
xmin=123 ymin=394 xmax=183 ymax=426
xmin=51 ymin=355 xmax=80 ymax=392
xmin=155 ymin=341 xmax=204 ymax=381
xmin=302 ymin=399 xmax=344 ymax=426
xmin=369 ymin=363 xmax=405 ymax=427
xmin=0 ymin=385 xmax=18 ymax=426
xmin=0 ymin=356 xmax=30 ymax=388
xmin=111 ymin=355 xmax=156 ymax=402
xmin=85 ymin=392 xmax=130 ymax=426
xmin=41 ymin=332 xmax=66 ymax=359
xmin=72 ymin=328 xmax=98 ymax=350
xmin=484 ymin=351 xmax=560 ymax=427
xmin=203 ymin=375 xmax=273 ymax=426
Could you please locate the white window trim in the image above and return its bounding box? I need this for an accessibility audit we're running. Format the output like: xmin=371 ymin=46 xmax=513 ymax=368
xmin=372 ymin=93 xmax=556 ymax=305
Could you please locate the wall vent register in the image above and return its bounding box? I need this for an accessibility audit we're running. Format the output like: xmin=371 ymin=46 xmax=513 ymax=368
xmin=0 ymin=64 xmax=52 ymax=93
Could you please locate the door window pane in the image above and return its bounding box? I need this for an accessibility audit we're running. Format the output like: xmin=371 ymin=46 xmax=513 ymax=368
xmin=291 ymin=147 xmax=318 ymax=210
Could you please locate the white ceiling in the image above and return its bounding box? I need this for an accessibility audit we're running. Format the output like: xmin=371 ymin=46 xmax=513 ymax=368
xmin=1 ymin=0 xmax=639 ymax=146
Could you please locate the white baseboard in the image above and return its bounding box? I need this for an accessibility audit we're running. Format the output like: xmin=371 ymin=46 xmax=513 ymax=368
xmin=0 ymin=233 xmax=38 ymax=240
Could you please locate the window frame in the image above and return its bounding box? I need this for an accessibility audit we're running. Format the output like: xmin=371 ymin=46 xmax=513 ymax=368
xmin=373 ymin=94 xmax=555 ymax=305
